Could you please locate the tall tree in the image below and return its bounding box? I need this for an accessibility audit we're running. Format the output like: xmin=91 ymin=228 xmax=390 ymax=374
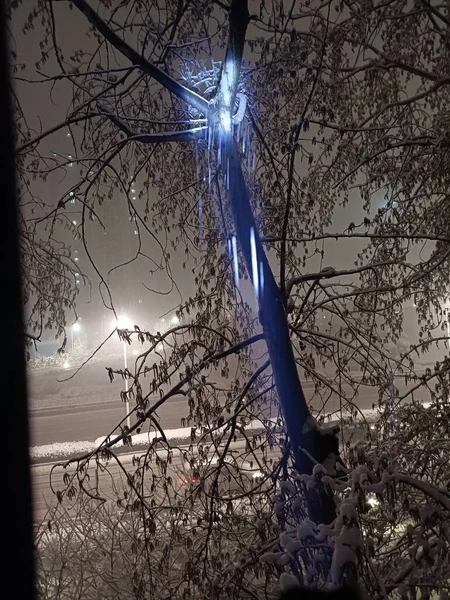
xmin=11 ymin=0 xmax=450 ymax=596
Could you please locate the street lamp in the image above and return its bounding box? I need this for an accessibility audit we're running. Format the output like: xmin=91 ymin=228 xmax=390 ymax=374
xmin=115 ymin=315 xmax=132 ymax=330
xmin=114 ymin=315 xmax=132 ymax=429
xmin=71 ymin=321 xmax=81 ymax=351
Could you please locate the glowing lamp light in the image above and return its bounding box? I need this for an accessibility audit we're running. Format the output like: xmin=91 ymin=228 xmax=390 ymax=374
xmin=220 ymin=111 xmax=232 ymax=132
xmin=171 ymin=315 xmax=180 ymax=325
xmin=114 ymin=315 xmax=132 ymax=330
xmin=250 ymin=227 xmax=259 ymax=298
xmin=367 ymin=494 xmax=379 ymax=508
xmin=132 ymin=349 xmax=139 ymax=356
xmin=63 ymin=361 xmax=70 ymax=369
xmin=72 ymin=322 xmax=81 ymax=332
xmin=259 ymin=260 xmax=265 ymax=296
xmin=220 ymin=58 xmax=235 ymax=133
xmin=157 ymin=343 xmax=164 ymax=351
xmin=231 ymin=235 xmax=239 ymax=286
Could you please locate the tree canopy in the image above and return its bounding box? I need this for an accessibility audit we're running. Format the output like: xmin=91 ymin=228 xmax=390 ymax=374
xmin=10 ymin=0 xmax=450 ymax=597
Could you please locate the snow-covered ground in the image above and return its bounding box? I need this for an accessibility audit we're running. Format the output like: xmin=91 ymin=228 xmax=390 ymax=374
xmin=27 ymin=351 xmax=132 ymax=410
xmin=29 ymin=409 xmax=381 ymax=461
xmin=30 ymin=418 xmax=276 ymax=460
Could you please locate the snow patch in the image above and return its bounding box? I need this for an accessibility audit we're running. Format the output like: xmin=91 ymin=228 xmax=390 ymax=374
xmin=331 ymin=544 xmax=357 ymax=583
xmin=31 ymin=417 xmax=275 ymax=461
xmin=30 ymin=440 xmax=96 ymax=459
xmin=319 ymin=407 xmax=380 ymax=424
xmin=30 ymin=403 xmax=403 ymax=462
xmin=94 ymin=417 xmax=276 ymax=449
xmin=94 ymin=426 xmax=193 ymax=448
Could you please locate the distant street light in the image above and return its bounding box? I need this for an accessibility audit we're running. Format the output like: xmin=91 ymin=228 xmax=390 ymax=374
xmin=367 ymin=494 xmax=379 ymax=508
xmin=114 ymin=315 xmax=132 ymax=330
xmin=114 ymin=315 xmax=132 ymax=429
xmin=63 ymin=361 xmax=70 ymax=369
xmin=171 ymin=315 xmax=180 ymax=325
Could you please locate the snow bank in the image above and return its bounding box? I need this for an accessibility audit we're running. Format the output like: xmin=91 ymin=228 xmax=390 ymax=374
xmin=30 ymin=440 xmax=96 ymax=459
xmin=30 ymin=416 xmax=274 ymax=461
xmin=319 ymin=407 xmax=380 ymax=424
xmin=93 ymin=426 xmax=193 ymax=449
xmin=30 ymin=408 xmax=381 ymax=461
xmin=93 ymin=416 xmax=276 ymax=449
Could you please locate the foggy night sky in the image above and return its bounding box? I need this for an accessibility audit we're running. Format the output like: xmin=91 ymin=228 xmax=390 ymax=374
xmin=11 ymin=1 xmax=423 ymax=354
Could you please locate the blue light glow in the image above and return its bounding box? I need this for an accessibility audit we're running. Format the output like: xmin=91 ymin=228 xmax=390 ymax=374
xmin=250 ymin=227 xmax=259 ymax=298
xmin=220 ymin=112 xmax=232 ymax=132
xmin=208 ymin=124 xmax=213 ymax=151
xmin=220 ymin=58 xmax=235 ymax=132
xmin=232 ymin=93 xmax=247 ymax=125
xmin=259 ymin=260 xmax=264 ymax=298
xmin=231 ymin=235 xmax=239 ymax=287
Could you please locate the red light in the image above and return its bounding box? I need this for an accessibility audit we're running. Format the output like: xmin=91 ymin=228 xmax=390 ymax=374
xmin=180 ymin=476 xmax=197 ymax=485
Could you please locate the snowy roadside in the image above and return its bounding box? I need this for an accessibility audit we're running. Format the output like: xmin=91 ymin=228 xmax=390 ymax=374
xmin=29 ymin=407 xmax=381 ymax=464
xmin=29 ymin=419 xmax=277 ymax=463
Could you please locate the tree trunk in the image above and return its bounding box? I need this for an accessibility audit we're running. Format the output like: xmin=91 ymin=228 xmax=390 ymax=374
xmin=219 ymin=0 xmax=337 ymax=526
xmin=224 ymin=136 xmax=337 ymax=525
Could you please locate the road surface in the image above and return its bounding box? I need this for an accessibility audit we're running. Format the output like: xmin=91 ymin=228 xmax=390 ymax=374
xmin=29 ymin=368 xmax=430 ymax=447
xmin=32 ymin=439 xmax=264 ymax=520
xmin=30 ymin=398 xmax=187 ymax=446
xmin=32 ymin=427 xmax=371 ymax=522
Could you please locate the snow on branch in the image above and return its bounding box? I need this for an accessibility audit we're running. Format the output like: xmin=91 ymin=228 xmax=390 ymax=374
xmin=285 ymin=260 xmax=399 ymax=298
xmin=395 ymin=473 xmax=450 ymax=511
xmin=97 ymin=104 xmax=207 ymax=144
xmin=71 ymin=0 xmax=209 ymax=116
